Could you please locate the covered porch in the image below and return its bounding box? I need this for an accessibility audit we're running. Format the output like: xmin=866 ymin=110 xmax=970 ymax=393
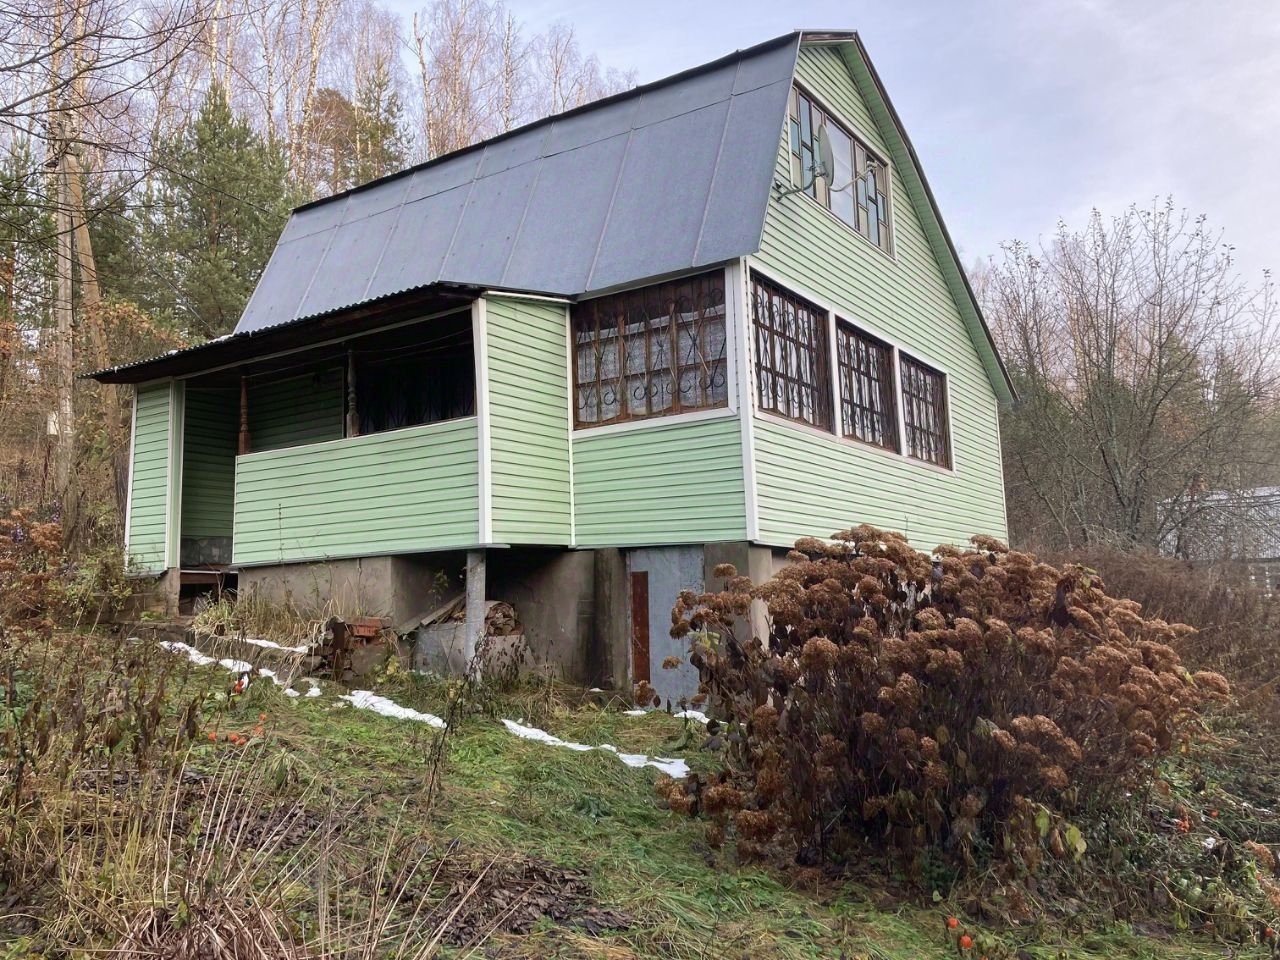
xmin=98 ymin=285 xmax=489 ymax=588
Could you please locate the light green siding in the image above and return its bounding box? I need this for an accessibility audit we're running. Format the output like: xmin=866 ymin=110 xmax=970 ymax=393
xmin=486 ymin=296 xmax=572 ymax=544
xmin=573 ymin=415 xmax=747 ymax=546
xmin=248 ymin=367 xmax=343 ymax=452
xmin=750 ymin=44 xmax=1007 ymax=550
xmin=232 ymin=418 xmax=480 ymax=565
xmin=126 ymin=383 xmax=172 ymax=574
xmin=180 ymin=387 xmax=236 ymax=540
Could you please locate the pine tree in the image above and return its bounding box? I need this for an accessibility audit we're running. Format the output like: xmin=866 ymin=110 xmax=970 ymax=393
xmin=148 ymin=84 xmax=297 ymax=339
xmin=353 ymin=59 xmax=409 ymax=185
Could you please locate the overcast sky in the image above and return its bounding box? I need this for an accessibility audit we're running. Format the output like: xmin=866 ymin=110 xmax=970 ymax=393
xmin=434 ymin=0 xmax=1279 ymax=283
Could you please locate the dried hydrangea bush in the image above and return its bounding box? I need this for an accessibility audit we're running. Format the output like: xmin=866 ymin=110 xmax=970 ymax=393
xmin=658 ymin=526 xmax=1229 ymax=874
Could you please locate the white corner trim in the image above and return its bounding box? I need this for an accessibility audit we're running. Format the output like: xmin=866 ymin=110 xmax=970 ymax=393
xmin=473 ymin=298 xmax=493 ymax=544
xmin=729 ymin=259 xmax=760 ymax=541
xmin=123 ymin=388 xmax=138 ymax=552
xmin=562 ymin=303 xmax=577 ymax=546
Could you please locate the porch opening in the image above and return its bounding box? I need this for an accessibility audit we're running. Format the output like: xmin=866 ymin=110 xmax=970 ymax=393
xmin=176 ymin=307 xmax=475 ymax=569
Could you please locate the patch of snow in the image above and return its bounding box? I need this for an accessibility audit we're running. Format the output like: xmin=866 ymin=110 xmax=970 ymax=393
xmin=500 ymin=719 xmax=689 ymax=778
xmin=163 ymin=641 xmax=319 ymax=698
xmin=673 ymin=710 xmax=710 ymax=724
xmin=622 ymin=709 xmax=647 ymax=716
xmin=159 ymin=640 xmax=215 ymax=666
xmin=239 ymin=637 xmax=309 ymax=654
xmin=339 ymin=690 xmax=445 ymax=728
xmin=159 ymin=640 xmax=251 ymax=674
xmin=588 ymin=687 xmax=604 ymax=692
xmin=1202 ymin=836 xmax=1218 ymax=851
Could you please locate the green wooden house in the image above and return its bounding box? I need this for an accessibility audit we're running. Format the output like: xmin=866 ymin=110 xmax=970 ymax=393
xmin=92 ymin=30 xmax=1013 ymax=696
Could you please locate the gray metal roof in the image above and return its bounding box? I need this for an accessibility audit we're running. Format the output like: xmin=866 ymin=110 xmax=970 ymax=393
xmin=235 ymin=33 xmax=802 ymax=334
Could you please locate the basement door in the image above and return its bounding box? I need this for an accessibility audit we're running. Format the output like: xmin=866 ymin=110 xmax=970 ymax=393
xmin=628 ymin=546 xmax=702 ymax=710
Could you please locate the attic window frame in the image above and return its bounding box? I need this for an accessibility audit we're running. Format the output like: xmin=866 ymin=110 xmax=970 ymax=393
xmin=788 ymin=83 xmax=894 ymax=256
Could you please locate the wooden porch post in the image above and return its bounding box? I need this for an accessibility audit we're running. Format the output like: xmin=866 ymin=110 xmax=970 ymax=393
xmin=345 ymin=348 xmax=359 ymax=437
xmin=238 ymin=374 xmax=251 ymax=455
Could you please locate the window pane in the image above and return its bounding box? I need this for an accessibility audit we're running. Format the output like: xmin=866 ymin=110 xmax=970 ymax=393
xmin=826 ymin=122 xmax=855 ymax=225
xmin=571 ymin=271 xmax=727 ymax=428
xmin=750 ymin=274 xmax=832 ymax=431
xmin=899 ymin=355 xmax=951 ymax=467
xmin=837 ymin=321 xmax=898 ymax=451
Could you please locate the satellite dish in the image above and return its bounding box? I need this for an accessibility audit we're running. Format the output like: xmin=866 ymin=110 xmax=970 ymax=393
xmin=815 ymin=127 xmax=834 ymax=182
xmin=775 ymin=126 xmax=834 ymax=198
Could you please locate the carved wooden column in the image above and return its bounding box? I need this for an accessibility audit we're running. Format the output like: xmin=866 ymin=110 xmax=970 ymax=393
xmin=238 ymin=374 xmax=250 ymax=455
xmin=345 ymin=348 xmax=359 ymax=437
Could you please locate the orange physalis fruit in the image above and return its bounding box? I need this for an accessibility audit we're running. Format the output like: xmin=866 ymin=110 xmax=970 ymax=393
xmin=259 ymin=712 xmax=267 ymax=722
xmin=207 ymin=731 xmax=217 ymax=742
xmin=946 ymin=917 xmax=959 ymax=929
xmin=1266 ymin=927 xmax=1276 ymax=940
xmin=959 ymin=934 xmax=973 ymax=950
xmin=1210 ymin=809 xmax=1219 ymax=818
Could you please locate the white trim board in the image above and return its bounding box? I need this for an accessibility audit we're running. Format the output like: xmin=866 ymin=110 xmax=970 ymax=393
xmin=472 ymin=298 xmax=493 ymax=544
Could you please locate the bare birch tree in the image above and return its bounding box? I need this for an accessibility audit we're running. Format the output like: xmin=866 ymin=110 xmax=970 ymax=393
xmin=982 ymin=200 xmax=1280 ymax=551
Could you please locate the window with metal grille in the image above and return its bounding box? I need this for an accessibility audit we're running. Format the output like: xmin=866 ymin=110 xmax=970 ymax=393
xmin=751 ymin=274 xmax=832 ymax=430
xmin=837 ymin=321 xmax=898 ymax=451
xmin=788 ymin=86 xmax=892 ymax=252
xmin=572 ymin=271 xmax=728 ymax=428
xmin=899 ymin=354 xmax=951 ymax=467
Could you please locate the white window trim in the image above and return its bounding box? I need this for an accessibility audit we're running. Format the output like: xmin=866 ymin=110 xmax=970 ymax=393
xmin=746 ymin=260 xmax=958 ymax=474
xmin=786 ymin=81 xmax=898 ymax=264
xmin=728 ymin=258 xmax=760 ymax=541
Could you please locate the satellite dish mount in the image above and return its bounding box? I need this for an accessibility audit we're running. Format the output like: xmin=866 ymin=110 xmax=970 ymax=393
xmin=776 ymin=126 xmax=835 ymax=198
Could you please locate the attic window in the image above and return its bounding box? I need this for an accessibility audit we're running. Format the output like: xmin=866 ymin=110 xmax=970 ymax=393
xmin=789 ymin=86 xmax=892 ymax=253
xmin=572 ymin=271 xmax=728 ymax=428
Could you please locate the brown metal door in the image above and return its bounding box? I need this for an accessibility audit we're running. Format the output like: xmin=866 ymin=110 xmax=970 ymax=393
xmin=630 ymin=571 xmax=650 ymax=683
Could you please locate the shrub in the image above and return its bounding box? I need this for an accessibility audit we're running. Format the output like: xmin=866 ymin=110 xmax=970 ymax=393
xmin=661 ymin=526 xmax=1228 ymax=876
xmin=1045 ymin=547 xmax=1280 ymax=711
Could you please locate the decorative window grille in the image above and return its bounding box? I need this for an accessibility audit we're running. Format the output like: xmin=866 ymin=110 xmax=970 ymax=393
xmin=751 ymin=274 xmax=832 ymax=431
xmin=836 ymin=321 xmax=898 ymax=451
xmin=900 ymin=354 xmax=951 ymax=467
xmin=572 ymin=271 xmax=728 ymax=427
xmin=788 ymin=86 xmax=892 ymax=252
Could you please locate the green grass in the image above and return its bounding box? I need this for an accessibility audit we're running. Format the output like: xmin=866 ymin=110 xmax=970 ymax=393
xmin=191 ymin=663 xmax=1268 ymax=960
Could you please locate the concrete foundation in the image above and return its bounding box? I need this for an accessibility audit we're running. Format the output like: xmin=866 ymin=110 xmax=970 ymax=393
xmin=237 ymin=552 xmax=465 ymax=625
xmin=230 ymin=540 xmax=779 ymax=690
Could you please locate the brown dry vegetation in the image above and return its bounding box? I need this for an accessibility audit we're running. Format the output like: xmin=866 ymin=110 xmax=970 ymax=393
xmin=657 ymin=526 xmax=1280 ymax=944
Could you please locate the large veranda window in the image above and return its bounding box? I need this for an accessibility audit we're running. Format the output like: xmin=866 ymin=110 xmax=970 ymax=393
xmin=750 ymin=274 xmax=832 ymax=430
xmin=788 ymin=86 xmax=892 ymax=252
xmin=899 ymin=355 xmax=951 ymax=468
xmin=837 ymin=320 xmax=898 ymax=451
xmin=572 ymin=271 xmax=728 ymax=427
